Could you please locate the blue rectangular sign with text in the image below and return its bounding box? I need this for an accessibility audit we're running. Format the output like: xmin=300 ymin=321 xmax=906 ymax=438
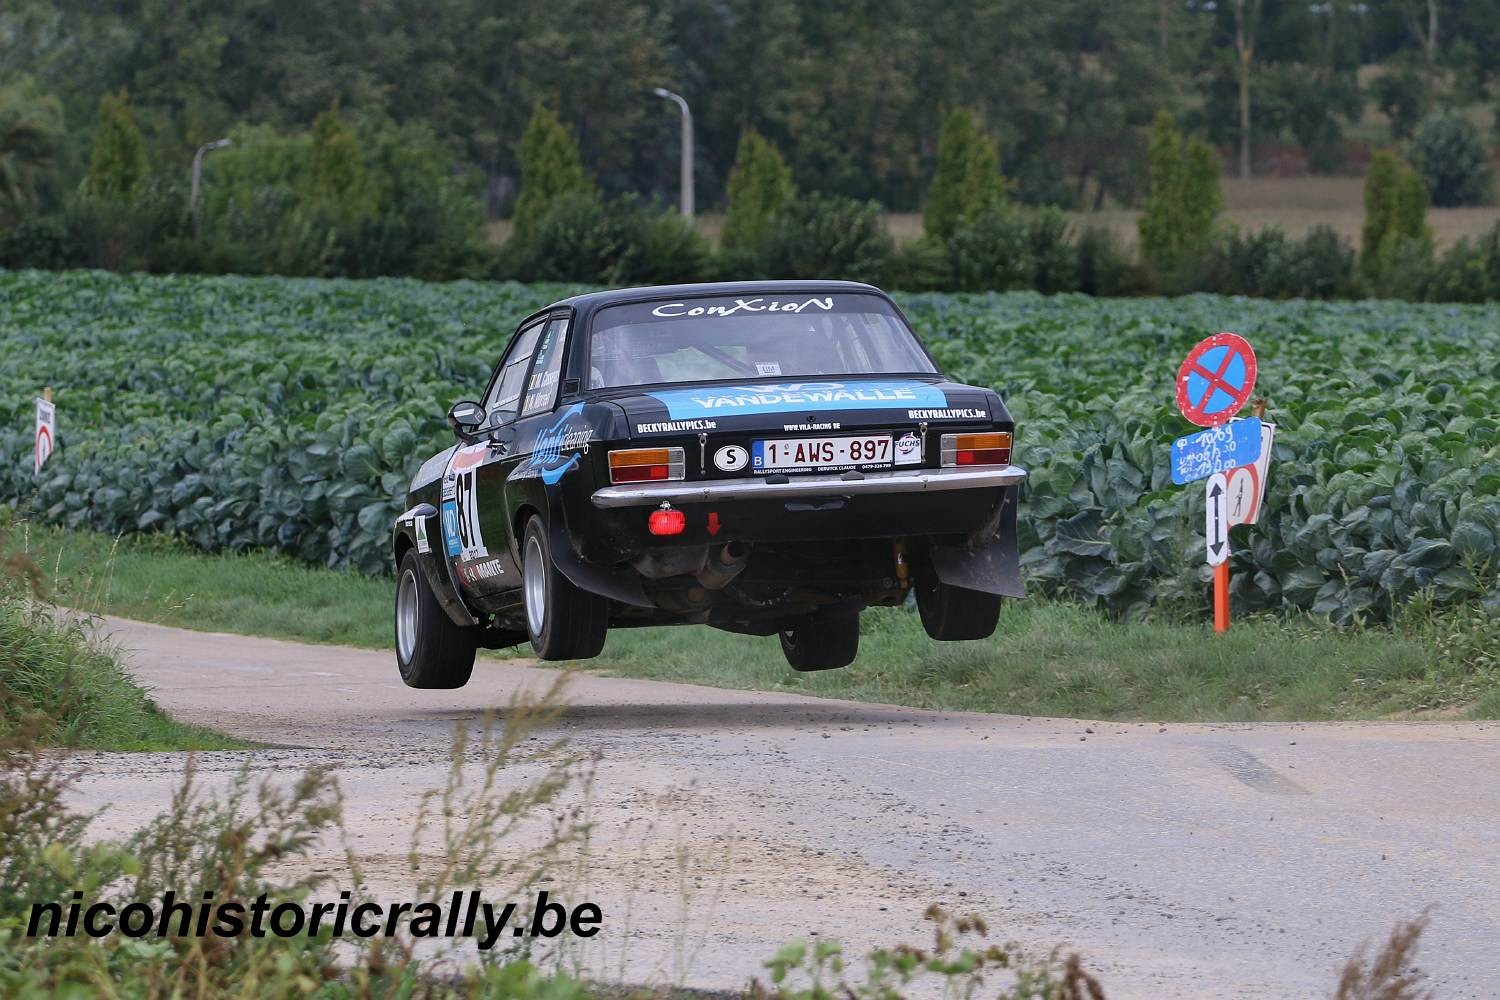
xmin=1170 ymin=417 xmax=1264 ymax=485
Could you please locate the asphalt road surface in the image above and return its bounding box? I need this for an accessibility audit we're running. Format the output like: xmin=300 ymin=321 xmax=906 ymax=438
xmin=73 ymin=616 xmax=1500 ymax=998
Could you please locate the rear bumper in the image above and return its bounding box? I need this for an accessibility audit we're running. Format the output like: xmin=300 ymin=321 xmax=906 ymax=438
xmin=590 ymin=465 xmax=1028 ymax=509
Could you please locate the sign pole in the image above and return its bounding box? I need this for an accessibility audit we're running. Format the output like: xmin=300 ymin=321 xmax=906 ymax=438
xmin=1213 ymin=563 xmax=1230 ymax=633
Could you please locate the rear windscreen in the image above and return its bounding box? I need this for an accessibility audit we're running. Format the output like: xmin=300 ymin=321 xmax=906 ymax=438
xmin=587 ymin=293 xmax=936 ymax=389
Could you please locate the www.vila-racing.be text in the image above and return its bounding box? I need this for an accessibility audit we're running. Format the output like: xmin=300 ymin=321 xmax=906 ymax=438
xmin=27 ymin=889 xmax=601 ymax=950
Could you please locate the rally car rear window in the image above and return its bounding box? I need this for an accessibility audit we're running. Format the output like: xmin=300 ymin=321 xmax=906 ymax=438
xmin=586 ymin=293 xmax=936 ymax=390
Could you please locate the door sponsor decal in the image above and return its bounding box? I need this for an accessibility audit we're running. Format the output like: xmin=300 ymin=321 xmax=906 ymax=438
xmin=514 ymin=403 xmax=590 ymax=486
xmin=646 ymin=381 xmax=948 ymax=420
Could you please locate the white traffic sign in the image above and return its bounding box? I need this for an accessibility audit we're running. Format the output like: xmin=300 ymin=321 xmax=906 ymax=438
xmin=34 ymin=397 xmax=55 ymax=474
xmin=1226 ymin=421 xmax=1274 ymax=527
xmin=1205 ymin=471 xmax=1228 ymax=566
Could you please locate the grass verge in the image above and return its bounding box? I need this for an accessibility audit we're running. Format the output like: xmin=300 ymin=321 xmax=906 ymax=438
xmin=20 ymin=521 xmax=1498 ymax=722
xmin=1 ymin=524 xmax=238 ymax=751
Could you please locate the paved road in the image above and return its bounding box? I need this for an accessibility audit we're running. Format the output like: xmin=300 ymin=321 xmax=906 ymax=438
xmin=74 ymin=616 xmax=1500 ymax=998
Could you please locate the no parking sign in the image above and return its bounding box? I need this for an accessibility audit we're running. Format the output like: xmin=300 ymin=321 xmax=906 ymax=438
xmin=1175 ymin=333 xmax=1257 ymax=427
xmin=35 ymin=396 xmax=55 ymax=474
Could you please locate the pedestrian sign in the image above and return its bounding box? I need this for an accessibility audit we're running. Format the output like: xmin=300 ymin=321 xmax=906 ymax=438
xmin=1226 ymin=422 xmax=1275 ymax=527
xmin=35 ymin=397 xmax=55 ymax=474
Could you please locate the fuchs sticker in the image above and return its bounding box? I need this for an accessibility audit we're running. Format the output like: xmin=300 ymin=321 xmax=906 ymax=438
xmin=414 ymin=515 xmax=430 ymax=554
xmin=894 ymin=433 xmax=923 ymax=465
xmin=648 ymin=381 xmax=948 ymax=420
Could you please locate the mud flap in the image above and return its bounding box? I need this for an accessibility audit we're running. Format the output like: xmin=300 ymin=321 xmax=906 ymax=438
xmin=547 ymin=493 xmax=653 ymax=608
xmin=929 ymin=487 xmax=1024 ymax=598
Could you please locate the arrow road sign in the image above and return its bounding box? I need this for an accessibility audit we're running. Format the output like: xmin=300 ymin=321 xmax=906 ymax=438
xmin=1206 ymin=471 xmax=1229 ymax=566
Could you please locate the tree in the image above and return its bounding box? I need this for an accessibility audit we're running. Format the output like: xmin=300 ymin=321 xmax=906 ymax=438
xmin=302 ymin=106 xmax=375 ymax=222
xmin=720 ymin=130 xmax=795 ymax=254
xmin=1372 ymin=59 xmax=1430 ymax=141
xmin=1408 ymin=111 xmax=1491 ymax=207
xmin=1138 ymin=111 xmax=1222 ymax=281
xmin=511 ymin=104 xmax=595 ymax=242
xmin=1230 ymin=0 xmax=1263 ymax=179
xmin=923 ymin=108 xmax=1007 ymax=240
xmin=0 ymin=79 xmax=64 ymax=218
xmin=1361 ymin=150 xmax=1432 ymax=282
xmin=84 ymin=90 xmax=148 ymax=202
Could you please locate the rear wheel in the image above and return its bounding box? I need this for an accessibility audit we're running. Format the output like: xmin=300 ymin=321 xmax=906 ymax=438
xmin=779 ymin=609 xmax=860 ymax=671
xmin=522 ymin=516 xmax=609 ymax=660
xmin=395 ymin=549 xmax=477 ymax=688
xmin=916 ymin=577 xmax=1002 ymax=640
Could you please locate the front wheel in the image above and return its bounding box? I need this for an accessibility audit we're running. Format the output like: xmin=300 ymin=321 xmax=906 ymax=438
xmin=779 ymin=609 xmax=860 ymax=671
xmin=916 ymin=577 xmax=1002 ymax=640
xmin=521 ymin=517 xmax=609 ymax=660
xmin=395 ymin=550 xmax=477 ymax=688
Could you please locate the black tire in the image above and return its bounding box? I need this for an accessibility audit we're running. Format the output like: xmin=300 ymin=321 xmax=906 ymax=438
xmin=395 ymin=549 xmax=477 ymax=688
xmin=916 ymin=577 xmax=1002 ymax=640
xmin=779 ymin=609 xmax=860 ymax=671
xmin=521 ymin=516 xmax=609 ymax=660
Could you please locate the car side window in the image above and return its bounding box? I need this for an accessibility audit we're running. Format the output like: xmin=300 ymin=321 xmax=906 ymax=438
xmin=521 ymin=317 xmax=570 ymax=417
xmin=483 ymin=321 xmax=545 ymax=426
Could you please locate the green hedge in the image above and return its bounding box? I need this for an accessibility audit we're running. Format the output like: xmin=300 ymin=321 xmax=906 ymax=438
xmin=2 ymin=271 xmax=1497 ymax=622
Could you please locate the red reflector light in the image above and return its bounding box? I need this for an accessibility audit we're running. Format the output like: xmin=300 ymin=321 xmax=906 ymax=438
xmin=648 ymin=508 xmax=686 ymax=536
xmin=957 ymin=448 xmax=1010 ymax=465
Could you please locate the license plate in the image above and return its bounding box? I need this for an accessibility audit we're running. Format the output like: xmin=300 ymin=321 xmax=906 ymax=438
xmin=752 ymin=434 xmax=895 ymax=472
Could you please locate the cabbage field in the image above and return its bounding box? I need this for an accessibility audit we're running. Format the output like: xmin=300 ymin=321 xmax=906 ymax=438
xmin=2 ymin=269 xmax=1496 ymax=623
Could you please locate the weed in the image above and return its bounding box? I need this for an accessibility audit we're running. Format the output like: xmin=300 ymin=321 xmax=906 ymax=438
xmin=1334 ymin=909 xmax=1433 ymax=1000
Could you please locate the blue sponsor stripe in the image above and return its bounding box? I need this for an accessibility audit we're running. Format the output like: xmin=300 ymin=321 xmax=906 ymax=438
xmin=647 ymin=381 xmax=947 ymax=420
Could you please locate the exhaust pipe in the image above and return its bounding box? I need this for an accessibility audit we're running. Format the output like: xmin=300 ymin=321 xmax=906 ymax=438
xmin=696 ymin=541 xmax=748 ymax=590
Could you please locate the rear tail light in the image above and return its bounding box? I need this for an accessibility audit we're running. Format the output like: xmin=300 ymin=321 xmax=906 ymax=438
xmin=940 ymin=432 xmax=1012 ymax=467
xmin=609 ymin=447 xmax=685 ymax=484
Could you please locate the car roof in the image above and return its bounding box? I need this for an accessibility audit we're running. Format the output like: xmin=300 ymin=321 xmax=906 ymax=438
xmin=546 ymin=279 xmax=888 ymax=316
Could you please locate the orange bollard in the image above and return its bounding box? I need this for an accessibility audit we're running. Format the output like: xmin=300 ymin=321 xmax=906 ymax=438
xmin=1213 ymin=562 xmax=1230 ymax=633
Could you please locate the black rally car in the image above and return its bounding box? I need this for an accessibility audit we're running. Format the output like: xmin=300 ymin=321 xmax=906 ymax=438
xmin=391 ymin=280 xmax=1026 ymax=688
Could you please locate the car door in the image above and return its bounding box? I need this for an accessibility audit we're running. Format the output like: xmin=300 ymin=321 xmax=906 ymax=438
xmin=446 ymin=318 xmax=546 ymax=604
xmin=491 ymin=312 xmax=574 ymax=524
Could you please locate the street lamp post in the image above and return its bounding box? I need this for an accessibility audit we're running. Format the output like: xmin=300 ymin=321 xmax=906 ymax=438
xmin=190 ymin=138 xmax=233 ymax=212
xmin=652 ymin=88 xmax=694 ymax=219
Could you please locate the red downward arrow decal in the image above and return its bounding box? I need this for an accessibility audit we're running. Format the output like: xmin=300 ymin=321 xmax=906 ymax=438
xmin=706 ymin=512 xmax=720 ymax=536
